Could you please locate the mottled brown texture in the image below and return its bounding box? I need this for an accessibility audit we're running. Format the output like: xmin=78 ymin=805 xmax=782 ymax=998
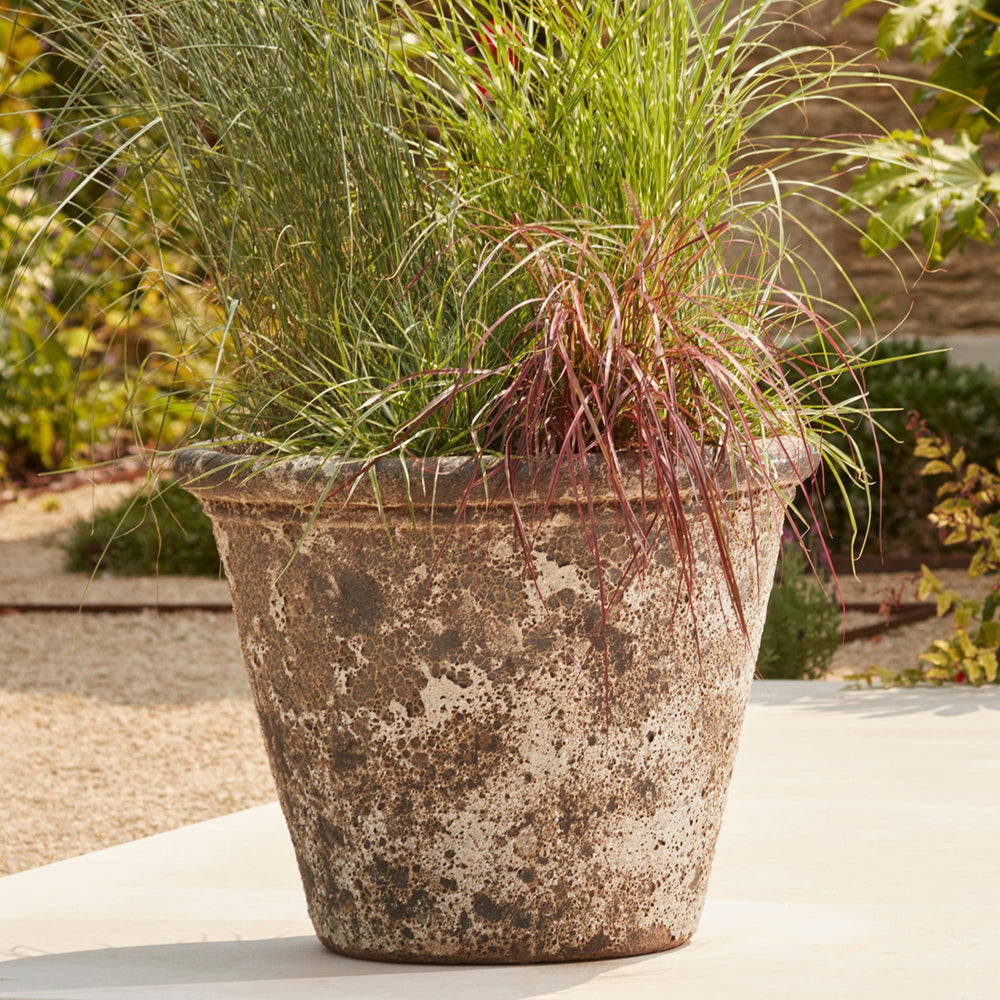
xmin=175 ymin=448 xmax=801 ymax=964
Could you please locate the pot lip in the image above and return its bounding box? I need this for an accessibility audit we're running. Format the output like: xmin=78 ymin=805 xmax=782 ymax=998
xmin=171 ymin=439 xmax=818 ymax=510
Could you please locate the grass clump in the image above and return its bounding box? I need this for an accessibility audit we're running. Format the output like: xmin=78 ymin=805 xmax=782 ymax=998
xmin=6 ymin=0 xmax=916 ymax=671
xmin=63 ymin=480 xmax=221 ymax=577
xmin=19 ymin=1 xmax=888 ymax=464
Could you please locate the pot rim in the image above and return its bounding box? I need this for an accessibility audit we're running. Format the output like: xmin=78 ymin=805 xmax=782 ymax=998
xmin=171 ymin=439 xmax=818 ymax=511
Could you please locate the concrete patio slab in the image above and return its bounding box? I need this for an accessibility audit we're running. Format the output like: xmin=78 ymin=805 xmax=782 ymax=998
xmin=2 ymin=680 xmax=998 ymax=999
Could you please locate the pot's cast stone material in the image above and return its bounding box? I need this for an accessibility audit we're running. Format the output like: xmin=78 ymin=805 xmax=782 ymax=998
xmin=175 ymin=448 xmax=803 ymax=964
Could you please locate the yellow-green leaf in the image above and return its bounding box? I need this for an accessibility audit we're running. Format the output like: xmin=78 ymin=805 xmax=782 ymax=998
xmin=970 ymin=549 xmax=986 ymax=577
xmin=944 ymin=527 xmax=969 ymax=546
xmin=918 ymin=650 xmax=951 ymax=666
xmin=937 ymin=589 xmax=960 ymax=616
xmin=921 ymin=459 xmax=954 ymax=476
xmin=959 ymin=629 xmax=977 ymax=658
xmin=915 ymin=436 xmax=948 ymax=459
xmin=918 ymin=565 xmax=941 ymax=600
xmin=964 ymin=660 xmax=984 ymax=683
xmin=979 ymin=651 xmax=998 ymax=682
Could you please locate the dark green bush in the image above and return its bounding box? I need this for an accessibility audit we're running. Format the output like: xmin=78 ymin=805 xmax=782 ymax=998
xmin=63 ymin=479 xmax=221 ymax=577
xmin=807 ymin=339 xmax=1000 ymax=555
xmin=756 ymin=547 xmax=841 ymax=680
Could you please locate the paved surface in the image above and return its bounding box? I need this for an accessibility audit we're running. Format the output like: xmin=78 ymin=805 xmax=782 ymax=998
xmin=2 ymin=679 xmax=998 ymax=999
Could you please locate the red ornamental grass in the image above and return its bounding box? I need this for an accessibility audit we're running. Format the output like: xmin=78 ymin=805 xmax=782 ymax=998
xmin=403 ymin=213 xmax=863 ymax=702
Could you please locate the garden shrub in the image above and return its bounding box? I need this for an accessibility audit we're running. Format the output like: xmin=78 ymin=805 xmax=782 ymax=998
xmin=848 ymin=426 xmax=1000 ymax=687
xmin=0 ymin=5 xmax=216 ymax=481
xmin=63 ymin=478 xmax=222 ymax=577
xmin=808 ymin=338 xmax=1000 ymax=555
xmin=756 ymin=546 xmax=842 ymax=680
xmin=841 ymin=0 xmax=1000 ymax=264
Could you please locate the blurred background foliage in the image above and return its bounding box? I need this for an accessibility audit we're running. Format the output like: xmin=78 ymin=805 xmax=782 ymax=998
xmin=0 ymin=2 xmax=220 ymax=482
xmin=842 ymin=0 xmax=1000 ymax=263
xmin=808 ymin=338 xmax=1000 ymax=556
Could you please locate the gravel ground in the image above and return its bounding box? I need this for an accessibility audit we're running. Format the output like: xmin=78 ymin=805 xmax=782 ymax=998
xmin=0 ymin=482 xmax=274 ymax=877
xmin=0 ymin=478 xmax=978 ymax=877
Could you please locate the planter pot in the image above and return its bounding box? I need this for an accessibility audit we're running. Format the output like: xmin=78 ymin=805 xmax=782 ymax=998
xmin=174 ymin=445 xmax=807 ymax=964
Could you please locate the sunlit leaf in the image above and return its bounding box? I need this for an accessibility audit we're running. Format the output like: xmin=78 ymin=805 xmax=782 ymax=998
xmin=918 ymin=565 xmax=942 ymax=601
xmin=843 ymin=131 xmax=997 ymax=262
xmin=979 ymin=650 xmax=998 ymax=682
xmin=873 ymin=0 xmax=974 ymax=60
xmin=938 ymin=589 xmax=962 ymax=616
xmin=921 ymin=459 xmax=955 ymax=476
xmin=955 ymin=604 xmax=973 ymax=628
xmin=918 ymin=650 xmax=951 ymax=666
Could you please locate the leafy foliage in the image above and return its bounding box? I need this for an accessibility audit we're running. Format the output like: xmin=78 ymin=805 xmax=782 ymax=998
xmin=809 ymin=338 xmax=1000 ymax=554
xmin=840 ymin=0 xmax=1000 ymax=261
xmin=914 ymin=431 xmax=1000 ymax=683
xmin=63 ymin=479 xmax=222 ymax=577
xmin=841 ymin=129 xmax=1000 ymax=261
xmin=0 ymin=3 xmax=216 ymax=481
xmin=847 ymin=426 xmax=1000 ymax=687
xmin=756 ymin=544 xmax=842 ymax=680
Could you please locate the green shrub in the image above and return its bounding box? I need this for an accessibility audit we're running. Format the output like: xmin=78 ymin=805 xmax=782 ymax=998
xmin=63 ymin=479 xmax=222 ymax=577
xmin=0 ymin=5 xmax=216 ymax=481
xmin=756 ymin=546 xmax=842 ymax=680
xmin=808 ymin=338 xmax=1000 ymax=555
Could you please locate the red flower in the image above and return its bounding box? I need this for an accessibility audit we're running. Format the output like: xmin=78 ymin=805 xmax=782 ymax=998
xmin=469 ymin=20 xmax=521 ymax=101
xmin=478 ymin=20 xmax=520 ymax=67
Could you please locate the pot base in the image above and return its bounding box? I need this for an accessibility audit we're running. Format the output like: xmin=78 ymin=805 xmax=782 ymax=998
xmin=317 ymin=927 xmax=693 ymax=965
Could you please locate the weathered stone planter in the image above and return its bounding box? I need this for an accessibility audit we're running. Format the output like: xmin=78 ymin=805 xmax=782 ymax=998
xmin=174 ymin=446 xmax=806 ymax=964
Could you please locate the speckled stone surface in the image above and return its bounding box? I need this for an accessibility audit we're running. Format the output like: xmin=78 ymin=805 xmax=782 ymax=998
xmin=174 ymin=449 xmax=797 ymax=964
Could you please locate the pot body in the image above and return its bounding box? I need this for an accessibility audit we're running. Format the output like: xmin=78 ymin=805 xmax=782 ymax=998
xmin=175 ymin=449 xmax=796 ymax=963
